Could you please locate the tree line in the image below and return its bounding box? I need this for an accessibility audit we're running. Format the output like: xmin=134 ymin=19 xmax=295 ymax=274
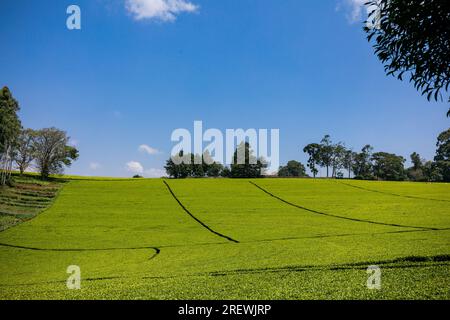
xmin=0 ymin=87 xmax=79 ymax=185
xmin=301 ymin=132 xmax=450 ymax=182
xmin=164 ymin=130 xmax=450 ymax=183
xmin=165 ymin=142 xmax=267 ymax=179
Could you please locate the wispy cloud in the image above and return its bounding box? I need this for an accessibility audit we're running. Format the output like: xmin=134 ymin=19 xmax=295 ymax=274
xmin=125 ymin=0 xmax=199 ymax=22
xmin=126 ymin=161 xmax=144 ymax=174
xmin=338 ymin=0 xmax=368 ymax=23
xmin=138 ymin=144 xmax=162 ymax=155
xmin=89 ymin=162 xmax=101 ymax=170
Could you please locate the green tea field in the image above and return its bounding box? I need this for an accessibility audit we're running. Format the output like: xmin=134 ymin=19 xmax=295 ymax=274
xmin=0 ymin=178 xmax=449 ymax=299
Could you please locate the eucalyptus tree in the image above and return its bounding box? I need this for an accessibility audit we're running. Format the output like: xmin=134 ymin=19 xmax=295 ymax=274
xmin=303 ymin=143 xmax=321 ymax=178
xmin=13 ymin=129 xmax=36 ymax=175
xmin=33 ymin=128 xmax=79 ymax=180
xmin=0 ymin=87 xmax=22 ymax=185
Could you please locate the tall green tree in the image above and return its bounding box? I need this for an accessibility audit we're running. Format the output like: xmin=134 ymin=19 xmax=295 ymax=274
xmin=410 ymin=152 xmax=424 ymax=171
xmin=330 ymin=142 xmax=346 ymax=178
xmin=371 ymin=152 xmax=406 ymax=181
xmin=352 ymin=145 xmax=374 ymax=180
xmin=0 ymin=87 xmax=22 ymax=185
xmin=303 ymin=143 xmax=320 ymax=178
xmin=342 ymin=149 xmax=356 ymax=179
xmin=33 ymin=128 xmax=79 ymax=180
xmin=190 ymin=154 xmax=205 ymax=178
xmin=165 ymin=150 xmax=190 ymax=179
xmin=422 ymin=161 xmax=443 ymax=182
xmin=230 ymin=142 xmax=267 ymax=178
xmin=319 ymin=135 xmax=333 ymax=178
xmin=202 ymin=150 xmax=224 ymax=177
xmin=406 ymin=152 xmax=426 ymax=181
xmin=364 ymin=0 xmax=450 ymax=116
xmin=434 ymin=128 xmax=450 ymax=181
xmin=278 ymin=160 xmax=307 ymax=177
xmin=13 ymin=129 xmax=36 ymax=175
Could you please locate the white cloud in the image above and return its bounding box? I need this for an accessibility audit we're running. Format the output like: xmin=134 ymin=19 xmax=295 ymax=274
xmin=89 ymin=162 xmax=101 ymax=170
xmin=138 ymin=144 xmax=162 ymax=155
xmin=144 ymin=168 xmax=166 ymax=178
xmin=338 ymin=0 xmax=369 ymax=23
xmin=125 ymin=0 xmax=199 ymax=22
xmin=126 ymin=161 xmax=144 ymax=174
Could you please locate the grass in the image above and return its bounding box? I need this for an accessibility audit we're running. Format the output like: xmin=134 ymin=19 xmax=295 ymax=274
xmin=0 ymin=175 xmax=63 ymax=231
xmin=0 ymin=178 xmax=449 ymax=299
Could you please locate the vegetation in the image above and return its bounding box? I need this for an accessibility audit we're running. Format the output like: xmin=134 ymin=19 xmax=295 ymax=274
xmin=0 ymin=174 xmax=63 ymax=231
xmin=0 ymin=87 xmax=21 ymax=186
xmin=33 ymin=128 xmax=79 ymax=180
xmin=278 ymin=160 xmax=307 ymax=178
xmin=229 ymin=142 xmax=267 ymax=178
xmin=434 ymin=128 xmax=450 ymax=181
xmin=164 ymin=143 xmax=266 ymax=179
xmin=303 ymin=143 xmax=321 ymax=178
xmin=364 ymin=0 xmax=450 ymax=116
xmin=301 ymin=130 xmax=450 ymax=182
xmin=165 ymin=150 xmax=224 ymax=179
xmin=0 ymin=87 xmax=78 ymax=183
xmin=0 ymin=178 xmax=448 ymax=299
xmin=13 ymin=129 xmax=36 ymax=175
xmin=371 ymin=152 xmax=406 ymax=181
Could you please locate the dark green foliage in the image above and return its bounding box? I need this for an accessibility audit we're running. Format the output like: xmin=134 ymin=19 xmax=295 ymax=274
xmin=0 ymin=87 xmax=21 ymax=154
xmin=33 ymin=128 xmax=79 ymax=180
xmin=13 ymin=129 xmax=36 ymax=175
xmin=422 ymin=161 xmax=444 ymax=182
xmin=434 ymin=128 xmax=450 ymax=162
xmin=406 ymin=152 xmax=427 ymax=181
xmin=164 ymin=150 xmax=225 ymax=179
xmin=205 ymin=162 xmax=224 ymax=177
xmin=0 ymin=87 xmax=22 ymax=185
xmin=230 ymin=142 xmax=267 ymax=178
xmin=342 ymin=150 xmax=356 ymax=179
xmin=434 ymin=128 xmax=450 ymax=181
xmin=352 ymin=145 xmax=374 ymax=180
xmin=278 ymin=160 xmax=307 ymax=177
xmin=319 ymin=135 xmax=333 ymax=178
xmin=164 ymin=150 xmax=191 ymax=179
xmin=220 ymin=166 xmax=231 ymax=178
xmin=303 ymin=143 xmax=321 ymax=178
xmin=330 ymin=142 xmax=346 ymax=178
xmin=303 ymin=136 xmax=352 ymax=178
xmin=371 ymin=152 xmax=406 ymax=181
xmin=364 ymin=0 xmax=450 ymax=116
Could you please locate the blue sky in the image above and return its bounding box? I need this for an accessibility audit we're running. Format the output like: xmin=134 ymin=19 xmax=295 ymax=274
xmin=1 ymin=0 xmax=448 ymax=177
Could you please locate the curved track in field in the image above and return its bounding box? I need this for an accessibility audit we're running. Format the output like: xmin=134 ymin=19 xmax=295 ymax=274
xmin=338 ymin=181 xmax=450 ymax=203
xmin=250 ymin=181 xmax=438 ymax=230
xmin=163 ymin=180 xmax=240 ymax=243
xmin=0 ymin=243 xmax=161 ymax=260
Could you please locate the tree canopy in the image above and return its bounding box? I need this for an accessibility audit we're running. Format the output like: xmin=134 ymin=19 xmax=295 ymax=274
xmin=0 ymin=87 xmax=22 ymax=185
xmin=371 ymin=152 xmax=406 ymax=181
xmin=278 ymin=160 xmax=307 ymax=177
xmin=230 ymin=142 xmax=267 ymax=178
xmin=33 ymin=128 xmax=79 ymax=179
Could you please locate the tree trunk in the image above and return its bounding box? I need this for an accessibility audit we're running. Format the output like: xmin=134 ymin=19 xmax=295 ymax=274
xmin=0 ymin=144 xmax=12 ymax=186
